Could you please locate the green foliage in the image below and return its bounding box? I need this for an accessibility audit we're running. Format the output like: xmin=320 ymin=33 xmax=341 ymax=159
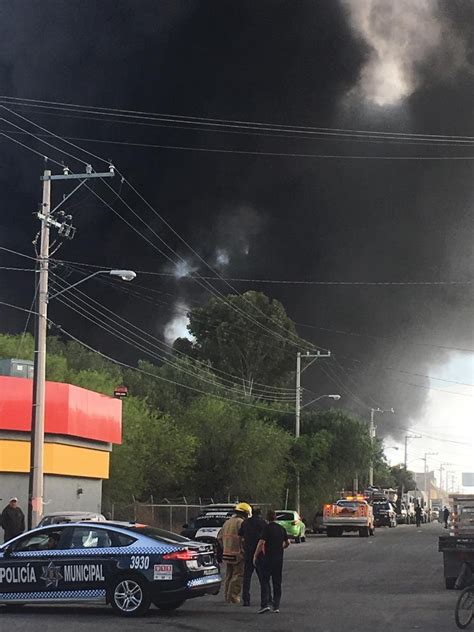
xmin=0 ymin=332 xmax=34 ymax=360
xmin=174 ymin=291 xmax=299 ymax=393
xmin=289 ymin=409 xmax=374 ymax=513
xmin=0 ymin=326 xmax=377 ymax=514
xmin=104 ymin=397 xmax=197 ymax=502
xmin=177 ymin=396 xmax=292 ymax=504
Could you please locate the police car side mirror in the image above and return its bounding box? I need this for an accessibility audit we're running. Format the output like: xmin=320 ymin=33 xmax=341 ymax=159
xmin=182 ymin=524 xmax=188 ymax=529
xmin=3 ymin=545 xmax=13 ymax=558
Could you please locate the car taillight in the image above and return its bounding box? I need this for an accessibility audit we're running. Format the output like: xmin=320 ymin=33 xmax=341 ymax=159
xmin=163 ymin=549 xmax=198 ymax=561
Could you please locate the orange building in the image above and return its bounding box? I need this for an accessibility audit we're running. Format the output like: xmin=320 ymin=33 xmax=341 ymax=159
xmin=0 ymin=375 xmax=122 ymax=515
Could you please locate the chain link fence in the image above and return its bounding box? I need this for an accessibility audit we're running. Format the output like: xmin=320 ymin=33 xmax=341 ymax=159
xmin=105 ymin=499 xmax=273 ymax=533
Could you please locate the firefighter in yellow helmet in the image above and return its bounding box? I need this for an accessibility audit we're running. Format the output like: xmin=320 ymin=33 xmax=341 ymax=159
xmin=217 ymin=502 xmax=252 ymax=604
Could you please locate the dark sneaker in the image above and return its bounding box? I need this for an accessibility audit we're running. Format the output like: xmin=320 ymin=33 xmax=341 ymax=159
xmin=258 ymin=606 xmax=271 ymax=614
xmin=272 ymin=608 xmax=280 ymax=613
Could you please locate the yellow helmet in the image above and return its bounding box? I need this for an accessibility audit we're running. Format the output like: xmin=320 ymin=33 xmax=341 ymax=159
xmin=235 ymin=502 xmax=252 ymax=517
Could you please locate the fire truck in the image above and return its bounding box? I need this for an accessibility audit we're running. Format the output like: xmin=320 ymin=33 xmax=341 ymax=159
xmin=439 ymin=494 xmax=474 ymax=589
xmin=323 ymin=495 xmax=375 ymax=538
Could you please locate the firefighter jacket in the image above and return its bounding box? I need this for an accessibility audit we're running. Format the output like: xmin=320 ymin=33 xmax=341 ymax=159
xmin=217 ymin=515 xmax=244 ymax=564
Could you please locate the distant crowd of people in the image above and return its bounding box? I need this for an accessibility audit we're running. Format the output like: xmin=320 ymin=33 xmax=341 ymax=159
xmin=217 ymin=503 xmax=289 ymax=614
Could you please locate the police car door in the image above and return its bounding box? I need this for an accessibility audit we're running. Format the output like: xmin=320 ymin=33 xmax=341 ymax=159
xmin=0 ymin=526 xmax=70 ymax=602
xmin=57 ymin=526 xmax=118 ymax=600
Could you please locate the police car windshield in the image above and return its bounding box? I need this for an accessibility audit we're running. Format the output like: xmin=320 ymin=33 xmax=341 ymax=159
xmin=125 ymin=525 xmax=190 ymax=544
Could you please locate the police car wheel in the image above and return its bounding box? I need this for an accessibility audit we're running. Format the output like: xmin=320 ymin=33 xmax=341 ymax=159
xmin=111 ymin=575 xmax=151 ymax=617
xmin=154 ymin=600 xmax=185 ymax=611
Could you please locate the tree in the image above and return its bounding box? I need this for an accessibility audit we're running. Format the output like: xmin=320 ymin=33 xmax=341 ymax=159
xmin=174 ymin=291 xmax=300 ymax=396
xmin=289 ymin=409 xmax=375 ymax=513
xmin=177 ymin=396 xmax=293 ymax=504
xmin=104 ymin=396 xmax=197 ymax=503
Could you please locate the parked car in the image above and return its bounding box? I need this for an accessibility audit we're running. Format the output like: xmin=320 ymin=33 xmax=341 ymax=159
xmin=372 ymin=501 xmax=397 ymax=528
xmin=397 ymin=503 xmax=409 ymax=524
xmin=38 ymin=512 xmax=107 ymax=527
xmin=0 ymin=521 xmax=221 ymax=616
xmin=274 ymin=510 xmax=306 ymax=542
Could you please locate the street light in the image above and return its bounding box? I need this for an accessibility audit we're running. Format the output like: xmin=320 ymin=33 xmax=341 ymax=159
xmin=48 ymin=269 xmax=136 ymax=300
xmin=29 ymin=266 xmax=136 ymax=528
xmin=301 ymin=393 xmax=341 ymax=408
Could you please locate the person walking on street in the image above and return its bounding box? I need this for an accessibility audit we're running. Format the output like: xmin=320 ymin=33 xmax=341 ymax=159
xmin=239 ymin=506 xmax=267 ymax=607
xmin=253 ymin=509 xmax=289 ymax=614
xmin=415 ymin=503 xmax=423 ymax=528
xmin=217 ymin=502 xmax=252 ymax=605
xmin=1 ymin=498 xmax=25 ymax=543
xmin=443 ymin=506 xmax=450 ymax=529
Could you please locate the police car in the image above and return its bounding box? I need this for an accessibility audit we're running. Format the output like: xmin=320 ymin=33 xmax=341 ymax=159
xmin=181 ymin=504 xmax=235 ymax=544
xmin=0 ymin=521 xmax=221 ymax=616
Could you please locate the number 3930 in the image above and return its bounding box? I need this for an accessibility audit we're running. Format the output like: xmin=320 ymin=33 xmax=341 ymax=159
xmin=130 ymin=555 xmax=150 ymax=570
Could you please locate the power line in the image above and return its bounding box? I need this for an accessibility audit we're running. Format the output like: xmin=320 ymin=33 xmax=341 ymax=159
xmin=113 ymin=172 xmax=322 ymax=352
xmin=0 ymin=246 xmax=37 ymax=261
xmin=296 ymin=321 xmax=474 ymax=354
xmin=50 ymin=272 xmax=296 ymax=400
xmin=3 ymin=96 xmax=474 ymax=142
xmin=0 ymin=266 xmax=35 ymax=272
xmin=51 ymin=321 xmax=294 ymax=415
xmin=4 ymin=112 xmax=473 ymax=148
xmin=53 ymin=259 xmax=474 ymax=388
xmin=47 ymin=258 xmax=474 ymax=286
xmin=15 ymin=134 xmax=474 ymax=161
xmin=0 ymin=110 xmax=88 ymax=167
xmin=54 ymin=262 xmax=297 ymax=394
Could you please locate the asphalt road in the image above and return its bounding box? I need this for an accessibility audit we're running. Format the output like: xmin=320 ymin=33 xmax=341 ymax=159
xmin=0 ymin=522 xmax=459 ymax=632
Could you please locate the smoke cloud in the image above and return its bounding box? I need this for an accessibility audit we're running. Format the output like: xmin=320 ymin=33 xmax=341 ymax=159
xmin=344 ymin=0 xmax=470 ymax=106
xmin=163 ymin=302 xmax=192 ymax=346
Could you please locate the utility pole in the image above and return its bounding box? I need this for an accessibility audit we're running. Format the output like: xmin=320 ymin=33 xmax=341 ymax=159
xmin=368 ymin=407 xmax=395 ymax=486
xmin=422 ymin=452 xmax=437 ymax=518
xmin=439 ymin=463 xmax=452 ymax=497
xmin=404 ymin=434 xmax=422 ymax=469
xmin=29 ymin=169 xmax=51 ymax=529
xmin=28 ymin=163 xmax=115 ymax=528
xmin=295 ymin=349 xmax=331 ymax=514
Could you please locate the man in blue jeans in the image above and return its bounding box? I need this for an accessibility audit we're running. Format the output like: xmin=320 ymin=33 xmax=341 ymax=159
xmin=253 ymin=509 xmax=290 ymax=614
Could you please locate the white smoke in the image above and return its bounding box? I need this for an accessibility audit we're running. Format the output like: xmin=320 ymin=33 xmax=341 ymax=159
xmin=163 ymin=302 xmax=193 ymax=345
xmin=172 ymin=260 xmax=198 ymax=279
xmin=344 ymin=0 xmax=470 ymax=107
xmin=215 ymin=248 xmax=230 ymax=268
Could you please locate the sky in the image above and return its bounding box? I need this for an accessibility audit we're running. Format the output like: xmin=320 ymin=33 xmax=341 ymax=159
xmin=0 ymin=0 xmax=472 ymax=489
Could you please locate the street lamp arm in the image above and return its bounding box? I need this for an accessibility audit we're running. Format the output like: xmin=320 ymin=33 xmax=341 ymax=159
xmin=48 ymin=269 xmax=136 ymax=300
xmin=302 ymin=394 xmax=341 ymax=408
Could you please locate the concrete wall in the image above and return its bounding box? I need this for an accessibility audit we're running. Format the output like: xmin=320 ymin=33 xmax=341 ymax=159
xmin=0 ymin=473 xmax=102 ymax=539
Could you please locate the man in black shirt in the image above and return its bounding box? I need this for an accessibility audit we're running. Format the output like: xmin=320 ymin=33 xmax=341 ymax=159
xmin=239 ymin=506 xmax=266 ymax=606
xmin=253 ymin=509 xmax=289 ymax=613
